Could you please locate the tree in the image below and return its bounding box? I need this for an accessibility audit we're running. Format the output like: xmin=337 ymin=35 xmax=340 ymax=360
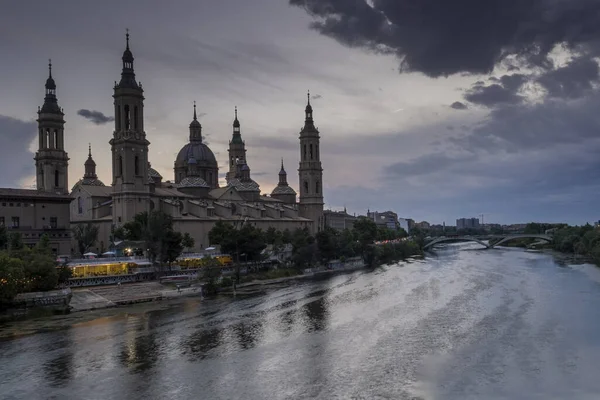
xmin=264 ymin=227 xmax=280 ymax=245
xmin=316 ymin=227 xmax=339 ymax=262
xmin=0 ymin=253 xmax=25 ymax=305
xmin=73 ymin=223 xmax=99 ymax=256
xmin=182 ymin=233 xmax=195 ymax=252
xmin=162 ymin=230 xmax=184 ymax=266
xmin=353 ymin=217 xmax=378 ymax=255
xmin=8 ymin=232 xmax=23 ymax=252
xmin=0 ymin=226 xmax=7 ymax=250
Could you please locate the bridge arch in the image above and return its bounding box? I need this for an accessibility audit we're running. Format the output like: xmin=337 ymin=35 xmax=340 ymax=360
xmin=423 ymin=237 xmax=489 ymax=250
xmin=488 ymin=234 xmax=552 ymax=248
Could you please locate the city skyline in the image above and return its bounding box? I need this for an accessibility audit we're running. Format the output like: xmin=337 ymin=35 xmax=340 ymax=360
xmin=1 ymin=0 xmax=599 ymax=225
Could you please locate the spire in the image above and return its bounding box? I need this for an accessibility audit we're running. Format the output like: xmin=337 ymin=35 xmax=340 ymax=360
xmin=40 ymin=59 xmax=61 ymax=114
xmin=302 ymin=90 xmax=316 ymax=131
xmin=233 ymin=106 xmax=240 ymax=128
xmin=84 ymin=143 xmax=98 ymax=178
xmin=231 ymin=106 xmax=243 ymax=144
xmin=278 ymin=157 xmax=288 ymax=186
xmin=189 ymin=101 xmax=202 ymax=142
xmin=118 ymin=29 xmax=138 ymax=89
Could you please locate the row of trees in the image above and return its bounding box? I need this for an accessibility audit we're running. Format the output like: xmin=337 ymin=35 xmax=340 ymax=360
xmin=0 ymin=227 xmax=71 ymax=307
xmin=208 ymin=216 xmax=415 ymax=274
xmin=551 ymin=225 xmax=600 ymax=265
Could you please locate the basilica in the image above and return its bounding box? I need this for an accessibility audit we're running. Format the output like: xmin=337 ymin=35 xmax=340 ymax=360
xmin=65 ymin=34 xmax=325 ymax=253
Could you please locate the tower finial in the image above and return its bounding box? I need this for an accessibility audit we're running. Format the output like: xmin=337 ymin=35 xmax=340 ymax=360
xmin=193 ymin=101 xmax=197 ymax=120
xmin=235 ymin=106 xmax=238 ymax=120
xmin=126 ymin=28 xmax=130 ymax=49
xmin=307 ymin=90 xmax=310 ymax=105
xmin=88 ymin=143 xmax=92 ymax=157
xmin=48 ymin=59 xmax=52 ymax=77
xmin=281 ymin=157 xmax=284 ymax=169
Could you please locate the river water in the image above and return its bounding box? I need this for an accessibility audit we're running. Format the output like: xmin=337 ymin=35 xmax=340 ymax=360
xmin=2 ymin=245 xmax=600 ymax=399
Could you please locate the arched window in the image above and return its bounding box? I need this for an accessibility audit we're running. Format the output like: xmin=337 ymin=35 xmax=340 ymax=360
xmin=54 ymin=170 xmax=59 ymax=187
xmin=124 ymin=105 xmax=131 ymax=130
xmin=133 ymin=106 xmax=139 ymax=130
xmin=40 ymin=168 xmax=44 ymax=185
xmin=303 ymin=144 xmax=307 ymax=160
xmin=116 ymin=107 xmax=121 ymax=130
xmin=209 ymin=172 xmax=213 ymax=184
xmin=77 ymin=197 xmax=83 ymax=214
xmin=316 ymin=180 xmax=320 ymax=194
xmin=309 ymin=144 xmax=313 ymax=160
xmin=304 ymin=181 xmax=309 ymax=193
xmin=53 ymin=130 xmax=58 ymax=149
xmin=231 ymin=157 xmax=234 ymax=167
xmin=118 ymin=156 xmax=123 ymax=176
xmin=134 ymin=155 xmax=140 ymax=176
xmin=45 ymin=129 xmax=50 ymax=148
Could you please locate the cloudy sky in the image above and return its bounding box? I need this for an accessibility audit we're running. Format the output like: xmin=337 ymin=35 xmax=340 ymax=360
xmin=1 ymin=0 xmax=599 ymax=225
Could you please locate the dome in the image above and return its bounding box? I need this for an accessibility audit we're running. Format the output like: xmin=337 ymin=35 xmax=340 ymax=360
xmin=180 ymin=176 xmax=210 ymax=188
xmin=149 ymin=168 xmax=162 ymax=179
xmin=227 ymin=178 xmax=260 ymax=192
xmin=72 ymin=178 xmax=105 ymax=190
xmin=271 ymin=185 xmax=296 ymax=196
xmin=175 ymin=142 xmax=217 ymax=168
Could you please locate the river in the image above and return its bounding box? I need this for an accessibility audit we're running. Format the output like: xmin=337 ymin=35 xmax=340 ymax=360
xmin=2 ymin=244 xmax=600 ymax=399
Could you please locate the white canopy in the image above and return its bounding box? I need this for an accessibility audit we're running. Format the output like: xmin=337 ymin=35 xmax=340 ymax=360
xmin=83 ymin=252 xmax=97 ymax=257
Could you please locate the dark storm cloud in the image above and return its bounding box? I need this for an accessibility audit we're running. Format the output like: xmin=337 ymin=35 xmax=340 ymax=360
xmin=463 ymin=74 xmax=528 ymax=107
xmin=77 ymin=109 xmax=114 ymax=125
xmin=537 ymin=56 xmax=600 ymax=99
xmin=0 ymin=115 xmax=37 ymax=187
xmin=290 ymin=0 xmax=600 ymax=77
xmin=450 ymin=101 xmax=467 ymax=110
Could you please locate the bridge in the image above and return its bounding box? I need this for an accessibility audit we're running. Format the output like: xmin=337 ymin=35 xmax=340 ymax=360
xmin=423 ymin=234 xmax=553 ymax=250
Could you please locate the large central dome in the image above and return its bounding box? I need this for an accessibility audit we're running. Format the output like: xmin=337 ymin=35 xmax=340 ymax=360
xmin=175 ymin=142 xmax=217 ymax=167
xmin=174 ymin=105 xmax=219 ymax=189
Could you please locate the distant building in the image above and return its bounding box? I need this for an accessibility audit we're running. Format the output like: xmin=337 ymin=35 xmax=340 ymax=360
xmin=415 ymin=221 xmax=430 ymax=230
xmin=324 ymin=208 xmax=357 ymax=231
xmin=456 ymin=217 xmax=480 ymax=230
xmin=398 ymin=218 xmax=411 ymax=234
xmin=367 ymin=210 xmax=398 ymax=230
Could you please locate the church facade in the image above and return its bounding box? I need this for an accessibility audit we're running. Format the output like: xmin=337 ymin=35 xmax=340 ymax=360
xmin=69 ymin=34 xmax=324 ymax=253
xmin=0 ymin=61 xmax=72 ymax=255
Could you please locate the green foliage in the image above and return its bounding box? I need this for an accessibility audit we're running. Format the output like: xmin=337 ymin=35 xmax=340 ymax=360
xmin=124 ymin=211 xmax=185 ymax=272
xmin=209 ymin=221 xmax=267 ymax=262
xmin=0 ymin=253 xmax=25 ymax=305
xmin=0 ymin=226 xmax=7 ymax=250
xmin=8 ymin=232 xmax=23 ymax=251
xmin=73 ymin=223 xmax=99 ymax=256
xmin=182 ymin=232 xmax=195 ymax=251
xmin=552 ymin=225 xmax=600 ymax=265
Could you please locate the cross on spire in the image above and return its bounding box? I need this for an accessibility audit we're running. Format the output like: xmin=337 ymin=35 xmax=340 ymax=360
xmin=307 ymin=90 xmax=311 ymax=105
xmin=193 ymin=101 xmax=197 ymax=120
xmin=126 ymin=28 xmax=130 ymax=49
xmin=88 ymin=143 xmax=92 ymax=157
xmin=48 ymin=59 xmax=52 ymax=77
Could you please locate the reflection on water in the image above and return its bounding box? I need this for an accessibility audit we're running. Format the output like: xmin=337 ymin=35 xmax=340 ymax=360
xmin=2 ymin=245 xmax=600 ymax=399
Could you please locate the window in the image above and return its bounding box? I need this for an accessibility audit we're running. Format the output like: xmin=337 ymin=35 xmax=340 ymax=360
xmin=316 ymin=180 xmax=320 ymax=194
xmin=9 ymin=203 xmax=13 ymax=207
xmin=118 ymin=156 xmax=123 ymax=176
xmin=45 ymin=129 xmax=50 ymax=148
xmin=134 ymin=155 xmax=140 ymax=176
xmin=124 ymin=105 xmax=131 ymax=130
xmin=310 ymin=144 xmax=313 ymax=160
xmin=134 ymin=106 xmax=139 ymax=130
xmin=316 ymin=145 xmax=319 ymax=159
xmin=116 ymin=106 xmax=121 ymax=130
xmin=304 ymin=181 xmax=309 ymax=193
xmin=303 ymin=145 xmax=307 ymax=160
xmin=11 ymin=217 xmax=19 ymax=228
xmin=50 ymin=217 xmax=57 ymax=229
xmin=77 ymin=197 xmax=83 ymax=214
xmin=53 ymin=130 xmax=58 ymax=149
xmin=54 ymin=170 xmax=59 ymax=187
xmin=0 ymin=217 xmax=4 ymax=226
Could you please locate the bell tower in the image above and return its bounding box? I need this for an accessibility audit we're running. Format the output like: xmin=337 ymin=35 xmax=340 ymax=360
xmin=35 ymin=60 xmax=69 ymax=194
xmin=109 ymin=31 xmax=150 ymax=225
xmin=298 ymin=92 xmax=324 ymax=233
xmin=226 ymin=107 xmax=247 ymax=183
